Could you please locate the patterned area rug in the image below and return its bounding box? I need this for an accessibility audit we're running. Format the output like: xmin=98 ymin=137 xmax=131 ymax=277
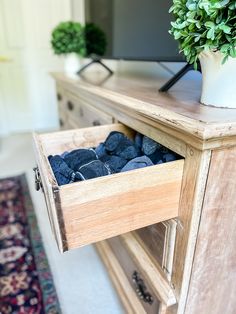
xmin=0 ymin=175 xmax=60 ymax=314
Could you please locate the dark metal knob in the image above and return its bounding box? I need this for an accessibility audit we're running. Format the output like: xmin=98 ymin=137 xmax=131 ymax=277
xmin=67 ymin=101 xmax=74 ymax=111
xmin=93 ymin=120 xmax=101 ymax=126
xmin=57 ymin=93 xmax=62 ymax=101
xmin=59 ymin=119 xmax=64 ymax=127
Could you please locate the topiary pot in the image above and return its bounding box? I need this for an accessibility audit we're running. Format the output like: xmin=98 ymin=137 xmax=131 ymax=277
xmin=64 ymin=53 xmax=81 ymax=74
xmin=199 ymin=51 xmax=236 ymax=109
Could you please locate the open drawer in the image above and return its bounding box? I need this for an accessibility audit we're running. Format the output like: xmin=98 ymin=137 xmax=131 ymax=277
xmin=33 ymin=124 xmax=184 ymax=253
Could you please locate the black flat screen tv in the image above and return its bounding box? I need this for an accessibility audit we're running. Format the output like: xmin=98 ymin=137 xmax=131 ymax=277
xmin=84 ymin=0 xmax=184 ymax=62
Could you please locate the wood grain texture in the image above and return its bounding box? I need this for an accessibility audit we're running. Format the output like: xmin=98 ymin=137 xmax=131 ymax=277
xmin=185 ymin=147 xmax=236 ymax=314
xmin=108 ymin=236 xmax=161 ymax=313
xmin=51 ymin=73 xmax=236 ymax=314
xmin=134 ymin=220 xmax=177 ymax=281
xmin=60 ymin=86 xmax=188 ymax=156
xmin=61 ymin=159 xmax=183 ymax=250
xmin=33 ymin=132 xmax=65 ymax=252
xmin=171 ymin=148 xmax=211 ymax=314
xmin=64 ymin=90 xmax=113 ymax=128
xmin=33 ymin=123 xmax=184 ymax=252
xmin=134 ymin=223 xmax=167 ymax=268
xmin=119 ymin=233 xmax=176 ymax=306
xmin=95 ymin=241 xmax=146 ymax=314
xmin=38 ymin=123 xmax=135 ymax=157
xmin=51 ymin=72 xmax=236 ymax=145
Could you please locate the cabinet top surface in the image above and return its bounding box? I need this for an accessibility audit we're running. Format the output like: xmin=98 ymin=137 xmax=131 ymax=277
xmin=52 ymin=72 xmax=236 ymax=141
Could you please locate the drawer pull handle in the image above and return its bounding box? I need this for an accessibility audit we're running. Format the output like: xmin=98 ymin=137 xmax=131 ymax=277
xmin=93 ymin=119 xmax=101 ymax=126
xmin=132 ymin=271 xmax=153 ymax=305
xmin=57 ymin=93 xmax=62 ymax=101
xmin=33 ymin=167 xmax=43 ymax=192
xmin=67 ymin=101 xmax=74 ymax=111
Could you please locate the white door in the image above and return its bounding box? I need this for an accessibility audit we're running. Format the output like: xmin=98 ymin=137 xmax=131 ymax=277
xmin=0 ymin=0 xmax=71 ymax=135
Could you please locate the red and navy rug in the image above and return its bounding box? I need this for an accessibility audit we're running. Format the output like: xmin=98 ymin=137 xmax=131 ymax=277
xmin=0 ymin=175 xmax=60 ymax=314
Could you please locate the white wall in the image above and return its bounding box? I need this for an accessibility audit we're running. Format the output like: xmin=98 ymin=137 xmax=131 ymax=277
xmin=71 ymin=0 xmax=85 ymax=24
xmin=0 ymin=0 xmax=71 ymax=136
xmin=0 ymin=0 xmax=201 ymax=136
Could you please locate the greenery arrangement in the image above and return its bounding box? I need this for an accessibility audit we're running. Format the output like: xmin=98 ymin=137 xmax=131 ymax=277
xmin=51 ymin=21 xmax=85 ymax=55
xmin=83 ymin=23 xmax=107 ymax=57
xmin=169 ymin=0 xmax=236 ymax=67
xmin=51 ymin=21 xmax=107 ymax=58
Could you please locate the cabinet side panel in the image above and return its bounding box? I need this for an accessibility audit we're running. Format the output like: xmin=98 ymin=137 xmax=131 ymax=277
xmin=186 ymin=147 xmax=236 ymax=314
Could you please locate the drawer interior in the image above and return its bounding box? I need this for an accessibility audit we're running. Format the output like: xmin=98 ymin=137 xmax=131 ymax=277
xmin=33 ymin=123 xmax=184 ymax=253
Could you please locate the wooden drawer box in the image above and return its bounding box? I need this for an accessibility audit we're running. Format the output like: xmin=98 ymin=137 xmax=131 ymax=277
xmin=104 ymin=233 xmax=176 ymax=313
xmin=33 ymin=123 xmax=184 ymax=253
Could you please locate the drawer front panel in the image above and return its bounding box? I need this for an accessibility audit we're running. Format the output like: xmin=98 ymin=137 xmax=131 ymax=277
xmin=107 ymin=236 xmax=161 ymax=314
xmin=56 ymin=85 xmax=72 ymax=130
xmin=33 ymin=123 xmax=184 ymax=252
xmin=134 ymin=220 xmax=177 ymax=280
xmin=58 ymin=110 xmax=70 ymax=130
xmin=135 ymin=223 xmax=166 ymax=266
xmin=56 ymin=87 xmax=113 ymax=130
xmin=56 ymin=84 xmax=66 ymax=110
xmin=64 ymin=91 xmax=113 ymax=128
xmin=96 ymin=240 xmax=147 ymax=314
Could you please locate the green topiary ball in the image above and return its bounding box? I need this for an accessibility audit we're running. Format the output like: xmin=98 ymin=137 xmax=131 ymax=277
xmin=83 ymin=23 xmax=107 ymax=57
xmin=169 ymin=0 xmax=236 ymax=68
xmin=51 ymin=21 xmax=85 ymax=55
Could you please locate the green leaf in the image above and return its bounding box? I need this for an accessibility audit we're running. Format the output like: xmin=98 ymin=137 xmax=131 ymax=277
xmin=219 ymin=25 xmax=231 ymax=34
xmin=207 ymin=28 xmax=215 ymax=40
xmin=169 ymin=0 xmax=236 ymax=65
xmin=205 ymin=21 xmax=215 ymax=29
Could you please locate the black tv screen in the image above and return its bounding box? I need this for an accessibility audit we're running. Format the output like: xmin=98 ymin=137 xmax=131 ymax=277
xmin=84 ymin=0 xmax=184 ymax=62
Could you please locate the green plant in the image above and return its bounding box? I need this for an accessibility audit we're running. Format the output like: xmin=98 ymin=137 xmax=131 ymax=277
xmin=51 ymin=21 xmax=85 ymax=55
xmin=83 ymin=23 xmax=107 ymax=57
xmin=169 ymin=0 xmax=236 ymax=67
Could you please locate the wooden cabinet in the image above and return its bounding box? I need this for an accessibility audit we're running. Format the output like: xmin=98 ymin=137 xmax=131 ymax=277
xmin=34 ymin=73 xmax=236 ymax=314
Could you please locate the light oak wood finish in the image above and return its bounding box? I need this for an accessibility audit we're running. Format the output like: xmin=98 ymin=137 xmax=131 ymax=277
xmin=135 ymin=224 xmax=167 ymax=270
xmin=51 ymin=73 xmax=236 ymax=149
xmin=96 ymin=240 xmax=147 ymax=314
xmin=56 ymin=84 xmax=113 ymax=130
xmin=134 ymin=220 xmax=177 ymax=281
xmin=64 ymin=90 xmax=114 ymax=128
xmin=108 ymin=236 xmax=162 ymax=314
xmin=46 ymin=72 xmax=236 ymax=314
xmin=33 ymin=132 xmax=65 ymax=252
xmin=185 ymin=146 xmax=236 ymax=314
xmin=171 ymin=148 xmax=212 ymax=313
xmin=59 ymin=86 xmax=188 ymax=157
xmin=119 ymin=233 xmax=176 ymax=306
xmin=33 ymin=123 xmax=184 ymax=252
